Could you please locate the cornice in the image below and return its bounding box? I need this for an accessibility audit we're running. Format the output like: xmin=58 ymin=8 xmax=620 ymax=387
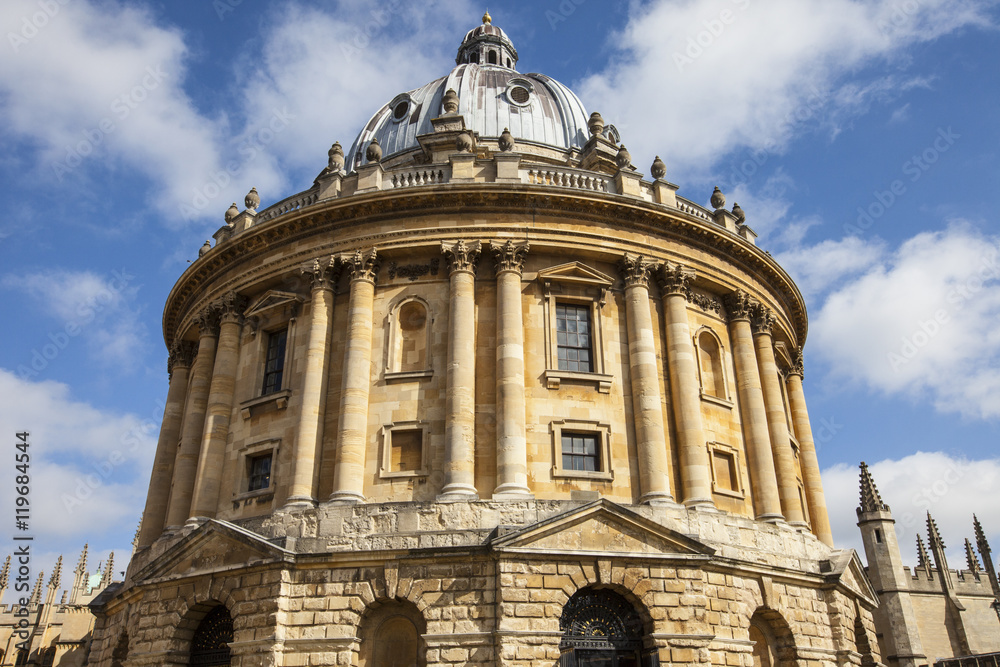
xmin=164 ymin=185 xmax=807 ymax=346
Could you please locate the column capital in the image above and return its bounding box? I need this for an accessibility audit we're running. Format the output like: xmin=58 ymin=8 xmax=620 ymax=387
xmin=787 ymin=346 xmax=805 ymax=379
xmin=750 ymin=303 xmax=775 ymax=336
xmin=343 ymin=248 xmax=381 ymax=284
xmin=167 ymin=340 xmax=198 ymax=378
xmin=442 ymin=240 xmax=482 ymax=275
xmin=619 ymin=253 xmax=652 ymax=288
xmin=489 ymin=239 xmax=529 ymax=275
xmin=301 ymin=255 xmax=340 ymax=292
xmin=194 ymin=305 xmax=221 ymax=337
xmin=724 ymin=289 xmax=754 ymax=322
xmin=216 ymin=291 xmax=248 ymax=325
xmin=655 ymin=262 xmax=693 ymax=296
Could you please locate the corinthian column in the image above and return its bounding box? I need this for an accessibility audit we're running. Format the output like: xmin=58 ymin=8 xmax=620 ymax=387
xmin=285 ymin=256 xmax=338 ymax=508
xmin=657 ymin=264 xmax=712 ymax=507
xmin=330 ymin=249 xmax=380 ymax=503
xmin=190 ymin=293 xmax=247 ymax=520
xmin=724 ymin=290 xmax=782 ymax=520
xmin=165 ymin=306 xmax=219 ymax=528
xmin=786 ymin=349 xmax=834 ymax=545
xmin=490 ymin=240 xmax=531 ymax=499
xmin=751 ymin=304 xmax=805 ymax=525
xmin=138 ymin=340 xmax=196 ymax=547
xmin=439 ymin=240 xmax=480 ymax=500
xmin=620 ymin=254 xmax=673 ymax=504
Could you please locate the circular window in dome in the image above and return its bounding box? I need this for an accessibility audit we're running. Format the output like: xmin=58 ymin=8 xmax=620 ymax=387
xmin=509 ymin=86 xmax=530 ymax=104
xmin=388 ymin=94 xmax=411 ymax=123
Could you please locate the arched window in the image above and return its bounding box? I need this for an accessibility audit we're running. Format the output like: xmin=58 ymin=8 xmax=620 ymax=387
xmin=559 ymin=588 xmax=656 ymax=666
xmin=697 ymin=329 xmax=727 ymax=399
xmin=190 ymin=606 xmax=233 ymax=666
xmin=40 ymin=647 xmax=56 ymax=667
xmin=359 ymin=600 xmax=426 ymax=666
xmin=488 ymin=50 xmax=498 ymax=64
xmin=469 ymin=52 xmax=480 ymax=64
xmin=749 ymin=623 xmax=773 ymax=667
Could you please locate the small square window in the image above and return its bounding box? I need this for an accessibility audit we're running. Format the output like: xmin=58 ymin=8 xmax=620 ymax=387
xmin=261 ymin=328 xmax=287 ymax=395
xmin=562 ymin=433 xmax=600 ymax=472
xmin=391 ymin=430 xmax=423 ymax=472
xmin=709 ymin=443 xmax=744 ymax=498
xmin=247 ymin=453 xmax=272 ymax=492
xmin=379 ymin=422 xmax=429 ymax=479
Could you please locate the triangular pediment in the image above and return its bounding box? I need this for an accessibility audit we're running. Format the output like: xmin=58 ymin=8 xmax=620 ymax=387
xmin=244 ymin=290 xmax=303 ymax=319
xmin=825 ymin=549 xmax=880 ymax=607
xmin=491 ymin=499 xmax=715 ymax=557
xmin=134 ymin=519 xmax=293 ymax=583
xmin=537 ymin=262 xmax=615 ymax=288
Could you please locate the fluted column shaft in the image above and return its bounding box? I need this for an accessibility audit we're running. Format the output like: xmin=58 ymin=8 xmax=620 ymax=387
xmin=725 ymin=291 xmax=782 ymax=520
xmin=492 ymin=241 xmax=531 ymax=498
xmin=659 ymin=266 xmax=712 ymax=507
xmin=751 ymin=307 xmax=805 ymax=525
xmin=165 ymin=311 xmax=219 ymax=528
xmin=137 ymin=343 xmax=194 ymax=547
xmin=786 ymin=364 xmax=834 ymax=545
xmin=440 ymin=241 xmax=480 ymax=500
xmin=330 ymin=250 xmax=379 ymax=503
xmin=621 ymin=255 xmax=673 ymax=504
xmin=286 ymin=258 xmax=337 ymax=508
xmin=190 ymin=296 xmax=246 ymax=520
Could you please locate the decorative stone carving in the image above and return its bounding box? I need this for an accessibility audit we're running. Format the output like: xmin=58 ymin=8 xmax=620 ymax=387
xmin=442 ymin=240 xmax=482 ymax=275
xmin=732 ymin=202 xmax=746 ymax=224
xmin=388 ymin=258 xmax=440 ymax=281
xmin=328 ymin=142 xmax=345 ymax=172
xmin=301 ymin=255 xmax=339 ymax=291
xmin=167 ymin=340 xmax=198 ymax=377
xmin=750 ymin=303 xmax=775 ymax=335
xmin=345 ymin=248 xmax=381 ymax=283
xmin=650 ymin=155 xmax=666 ymax=180
xmin=588 ymin=111 xmax=605 ymax=137
xmin=710 ymin=186 xmax=725 ymax=210
xmin=490 ymin=239 xmax=529 ymax=275
xmin=217 ymin=291 xmax=249 ymax=323
xmin=498 ymin=127 xmax=515 ymax=152
xmin=656 ymin=263 xmax=692 ymax=296
xmin=199 ymin=240 xmax=212 ymax=257
xmin=724 ymin=289 xmax=754 ymax=321
xmin=615 ymin=145 xmax=632 ymax=170
xmin=245 ymin=186 xmax=260 ymax=212
xmin=194 ymin=304 xmax=221 ymax=337
xmin=442 ymin=88 xmax=459 ymax=114
xmin=689 ymin=292 xmax=722 ymax=314
xmin=225 ymin=203 xmax=239 ymax=223
xmin=456 ymin=132 xmax=474 ymax=153
xmin=365 ymin=138 xmax=383 ymax=164
xmin=788 ymin=346 xmax=805 ymax=378
xmin=618 ymin=253 xmax=650 ymax=288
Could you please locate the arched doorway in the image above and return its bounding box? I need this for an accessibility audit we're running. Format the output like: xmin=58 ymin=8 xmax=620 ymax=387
xmin=749 ymin=609 xmax=794 ymax=667
xmin=358 ymin=599 xmax=426 ymax=667
xmin=111 ymin=632 xmax=129 ymax=667
xmin=190 ymin=606 xmax=233 ymax=666
xmin=559 ymin=588 xmax=658 ymax=666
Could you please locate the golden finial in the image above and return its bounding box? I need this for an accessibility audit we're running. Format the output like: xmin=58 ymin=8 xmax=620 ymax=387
xmin=483 ymin=9 xmax=492 ymax=24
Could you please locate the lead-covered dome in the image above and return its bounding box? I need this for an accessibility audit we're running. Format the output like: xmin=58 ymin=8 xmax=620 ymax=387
xmin=345 ymin=14 xmax=590 ymax=170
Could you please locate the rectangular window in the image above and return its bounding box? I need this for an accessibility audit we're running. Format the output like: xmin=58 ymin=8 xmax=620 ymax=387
xmin=390 ymin=430 xmax=423 ymax=472
xmin=261 ymin=328 xmax=287 ymax=395
xmin=562 ymin=433 xmax=600 ymax=472
xmin=712 ymin=450 xmax=739 ymax=493
xmin=556 ymin=303 xmax=593 ymax=372
xmin=247 ymin=453 xmax=272 ymax=492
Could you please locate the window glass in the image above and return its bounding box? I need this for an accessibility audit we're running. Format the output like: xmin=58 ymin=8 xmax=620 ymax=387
xmin=261 ymin=329 xmax=287 ymax=395
xmin=556 ymin=304 xmax=593 ymax=372
xmin=562 ymin=433 xmax=600 ymax=472
xmin=248 ymin=454 xmax=272 ymax=492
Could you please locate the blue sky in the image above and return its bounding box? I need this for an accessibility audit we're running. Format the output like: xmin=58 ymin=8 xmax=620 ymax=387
xmin=1 ymin=0 xmax=999 ymax=592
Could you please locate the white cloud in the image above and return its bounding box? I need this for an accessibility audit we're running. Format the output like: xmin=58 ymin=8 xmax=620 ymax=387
xmin=0 ymin=370 xmax=154 ymax=565
xmin=812 ymin=222 xmax=1000 ymax=418
xmin=2 ymin=268 xmax=148 ymax=372
xmin=776 ymin=236 xmax=885 ymax=298
xmin=823 ymin=453 xmax=1000 ymax=568
xmin=575 ymin=0 xmax=994 ymax=181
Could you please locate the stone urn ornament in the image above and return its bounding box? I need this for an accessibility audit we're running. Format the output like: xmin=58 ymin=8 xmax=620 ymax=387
xmin=498 ymin=127 xmax=515 ymax=152
xmin=456 ymin=132 xmax=474 ymax=153
xmin=245 ymin=187 xmax=260 ymax=212
xmin=442 ymin=88 xmax=459 ymax=114
xmin=225 ymin=202 xmax=239 ymax=224
xmin=732 ymin=202 xmax=746 ymax=224
xmin=588 ymin=111 xmax=605 ymax=137
xmin=615 ymin=144 xmax=632 ymax=170
xmin=710 ymin=186 xmax=725 ymax=210
xmin=199 ymin=240 xmax=211 ymax=257
xmin=650 ymin=156 xmax=666 ymax=180
xmin=366 ymin=138 xmax=383 ymax=163
xmin=328 ymin=141 xmax=345 ymax=172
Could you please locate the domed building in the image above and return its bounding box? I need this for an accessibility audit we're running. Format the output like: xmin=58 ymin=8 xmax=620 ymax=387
xmin=88 ymin=13 xmax=883 ymax=667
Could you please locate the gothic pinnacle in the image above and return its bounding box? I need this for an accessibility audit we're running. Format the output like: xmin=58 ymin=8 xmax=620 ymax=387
xmin=858 ymin=462 xmax=889 ymax=514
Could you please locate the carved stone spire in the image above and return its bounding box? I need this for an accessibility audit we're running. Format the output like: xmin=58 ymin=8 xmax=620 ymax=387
xmin=76 ymin=543 xmax=88 ymax=575
xmin=966 ymin=538 xmax=982 ymax=573
xmin=917 ymin=534 xmax=932 ymax=575
xmin=100 ymin=552 xmax=115 ymax=588
xmin=132 ymin=515 xmax=142 ymax=552
xmin=48 ymin=555 xmax=62 ymax=589
xmin=0 ymin=554 xmax=9 ymax=589
xmin=858 ymin=462 xmax=889 ymax=514
xmin=974 ymin=514 xmax=1000 ymax=595
xmin=927 ymin=513 xmax=949 ymax=572
xmin=30 ymin=571 xmax=44 ymax=605
xmin=442 ymin=240 xmax=482 ymax=275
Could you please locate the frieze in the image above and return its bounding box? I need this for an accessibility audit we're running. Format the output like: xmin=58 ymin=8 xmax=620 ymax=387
xmin=387 ymin=257 xmax=440 ymax=281
xmin=689 ymin=291 xmax=723 ymax=315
